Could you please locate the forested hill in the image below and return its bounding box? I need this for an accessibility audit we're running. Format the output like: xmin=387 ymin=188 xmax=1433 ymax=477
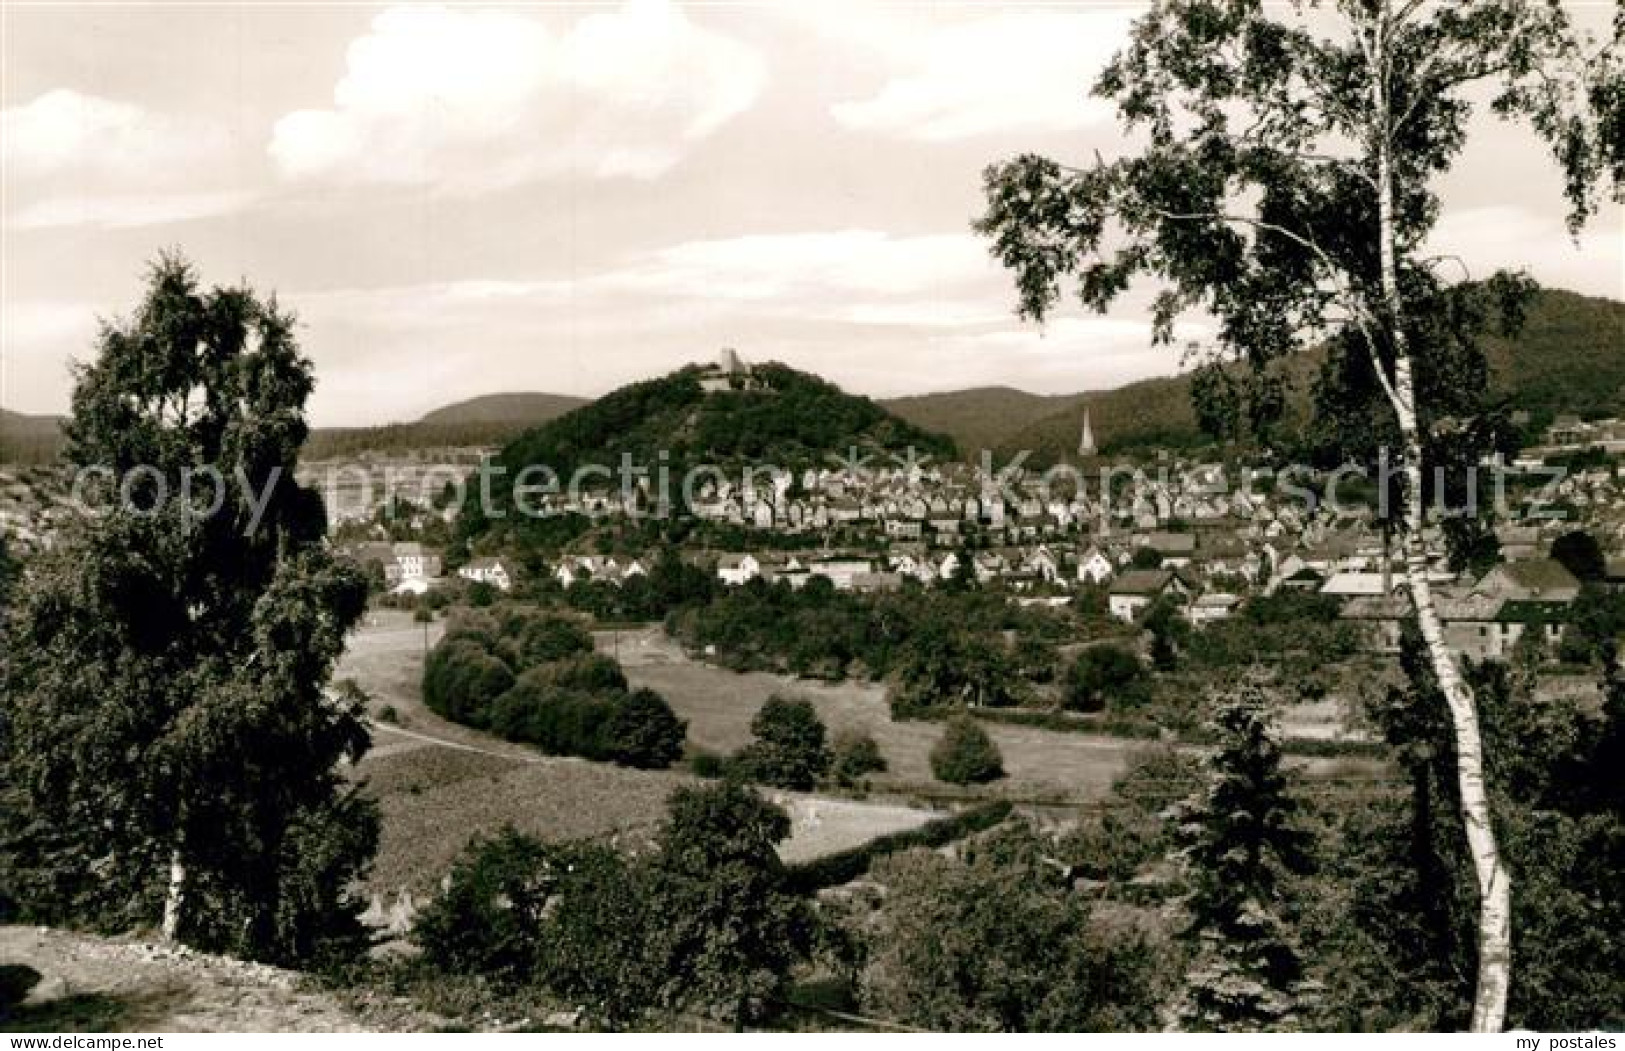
xmin=460 ymin=362 xmax=957 ymax=535
xmin=878 ymin=387 xmax=1081 ymax=458
xmin=303 ymin=393 xmax=588 ymax=459
xmin=0 ymin=410 xmax=65 ymax=464
xmin=417 ymin=392 xmax=589 ymax=427
xmin=886 ymin=288 xmax=1624 ymax=462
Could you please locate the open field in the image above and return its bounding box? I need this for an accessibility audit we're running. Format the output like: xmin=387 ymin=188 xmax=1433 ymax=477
xmin=339 ymin=611 xmax=1379 ymax=895
xmin=602 ymin=625 xmax=1383 ymax=792
xmin=337 ymin=611 xmax=941 ymax=896
xmin=604 ymin=625 xmax=1144 ymax=801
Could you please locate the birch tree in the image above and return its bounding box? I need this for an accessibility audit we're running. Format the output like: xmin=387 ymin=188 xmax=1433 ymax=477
xmin=0 ymin=254 xmax=375 ymax=964
xmin=975 ymin=0 xmax=1620 ymax=1032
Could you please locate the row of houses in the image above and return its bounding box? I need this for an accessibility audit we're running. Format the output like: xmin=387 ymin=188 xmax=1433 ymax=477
xmin=337 ymin=541 xmax=513 ymax=595
xmin=1340 ymin=558 xmax=1587 ymax=660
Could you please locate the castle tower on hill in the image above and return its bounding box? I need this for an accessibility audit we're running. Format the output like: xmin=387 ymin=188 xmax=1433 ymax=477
xmin=699 ymin=347 xmax=755 ymax=392
xmin=1078 ymin=406 xmax=1097 ymax=456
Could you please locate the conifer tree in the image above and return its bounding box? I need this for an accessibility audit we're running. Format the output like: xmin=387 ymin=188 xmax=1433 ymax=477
xmin=1171 ymin=684 xmax=1313 ymax=1030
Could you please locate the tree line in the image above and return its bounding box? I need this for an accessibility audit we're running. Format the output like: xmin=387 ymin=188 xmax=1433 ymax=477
xmin=422 ymin=605 xmax=686 ymax=769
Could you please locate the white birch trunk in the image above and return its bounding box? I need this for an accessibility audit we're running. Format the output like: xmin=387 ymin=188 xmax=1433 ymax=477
xmin=1372 ymin=8 xmax=1511 ymax=1027
xmin=161 ymin=846 xmax=187 ymax=943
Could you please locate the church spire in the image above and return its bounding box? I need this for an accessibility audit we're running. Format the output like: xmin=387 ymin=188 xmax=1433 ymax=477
xmin=1078 ymin=406 xmax=1096 ymax=456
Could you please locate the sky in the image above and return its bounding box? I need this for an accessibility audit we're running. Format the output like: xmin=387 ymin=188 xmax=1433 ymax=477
xmin=2 ymin=1 xmax=1620 ymax=427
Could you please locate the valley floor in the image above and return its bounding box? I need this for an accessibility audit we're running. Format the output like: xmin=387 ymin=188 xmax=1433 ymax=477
xmin=339 ymin=610 xmax=1370 ymax=907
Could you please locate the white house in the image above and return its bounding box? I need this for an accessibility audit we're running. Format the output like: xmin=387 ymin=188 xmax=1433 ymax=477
xmin=717 ymin=553 xmax=762 ymax=586
xmin=388 ymin=541 xmax=441 ymax=584
xmin=459 ymin=556 xmax=513 ymax=592
xmin=1077 ymin=545 xmax=1115 ymax=586
xmin=1189 ymin=592 xmax=1241 ymax=626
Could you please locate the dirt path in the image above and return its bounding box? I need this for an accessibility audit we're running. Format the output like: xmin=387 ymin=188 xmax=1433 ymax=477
xmin=0 ymin=927 xmax=441 ymax=1033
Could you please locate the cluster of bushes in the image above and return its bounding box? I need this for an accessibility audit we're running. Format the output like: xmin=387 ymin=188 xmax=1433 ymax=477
xmin=1063 ymin=644 xmax=1151 ymax=712
xmin=1184 ymin=590 xmax=1361 ymax=673
xmin=696 ymin=695 xmax=890 ymax=792
xmin=412 ymin=782 xmax=813 ymax=1030
xmin=422 ymin=606 xmax=685 ymax=768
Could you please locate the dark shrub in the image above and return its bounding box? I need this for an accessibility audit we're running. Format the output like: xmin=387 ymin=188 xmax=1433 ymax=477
xmin=736 ymin=695 xmax=831 ymax=790
xmin=412 ymin=828 xmax=559 ymax=983
xmin=489 ymin=683 xmax=616 ymax=760
xmin=689 ymin=750 xmax=729 ymax=778
xmin=604 ymin=688 xmax=687 ymax=769
xmin=830 ymin=729 xmax=887 ymax=787
xmin=501 ymin=609 xmax=594 ymax=668
xmin=930 ymin=714 xmax=1005 ymax=785
xmin=1064 ymin=645 xmax=1149 ymax=712
xmin=525 ymin=652 xmax=628 ymax=693
xmin=0 ymin=965 xmax=41 ymax=1010
xmin=422 ymin=637 xmax=514 ymax=727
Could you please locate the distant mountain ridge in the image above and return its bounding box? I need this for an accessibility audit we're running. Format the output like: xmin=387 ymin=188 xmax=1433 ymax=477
xmin=417 ymin=392 xmax=589 ymax=427
xmin=5 ymin=288 xmax=1619 ymax=466
xmin=301 ymin=392 xmax=590 ymax=459
xmin=0 ymin=409 xmax=66 ymax=464
xmin=883 ymin=288 xmax=1624 ymax=461
xmin=878 ymin=387 xmax=1082 ymax=459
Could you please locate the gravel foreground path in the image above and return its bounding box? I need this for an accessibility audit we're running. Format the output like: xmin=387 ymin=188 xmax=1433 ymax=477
xmin=0 ymin=926 xmax=440 ymax=1033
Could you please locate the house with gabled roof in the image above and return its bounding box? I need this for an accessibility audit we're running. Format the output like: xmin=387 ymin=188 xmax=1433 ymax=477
xmin=1475 ymin=559 xmax=1581 ymax=604
xmin=1107 ymin=569 xmax=1192 ymax=622
xmin=1077 ymin=545 xmax=1115 ymax=586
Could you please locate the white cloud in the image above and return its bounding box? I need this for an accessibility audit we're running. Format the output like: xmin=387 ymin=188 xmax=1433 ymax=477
xmin=1 ymin=89 xmax=247 ymax=229
xmin=6 ymin=191 xmax=254 ymax=231
xmin=827 ymin=7 xmax=1135 ymax=141
xmin=608 ymin=230 xmax=994 ymax=301
xmin=1426 ymin=205 xmax=1624 ymax=299
xmin=1 ymin=89 xmax=227 ymax=182
xmin=269 ymin=1 xmax=766 ymax=188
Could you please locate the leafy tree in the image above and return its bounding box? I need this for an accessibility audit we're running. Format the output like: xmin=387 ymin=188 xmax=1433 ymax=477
xmin=1171 ymin=685 xmax=1314 ymax=1030
xmin=862 ymin=824 xmax=1166 ymax=1030
xmin=975 ymin=3 xmax=1620 ymax=1026
xmin=736 ymin=694 xmax=832 ymax=790
xmin=423 ymin=637 xmax=515 ymax=726
xmin=412 ymin=827 xmax=559 ymax=983
xmin=830 ymin=729 xmax=888 ymax=787
xmin=930 ymin=714 xmax=1005 ymax=785
xmin=1064 ymin=644 xmax=1150 ymax=712
xmin=1144 ymin=596 xmax=1185 ymax=672
xmin=648 ymin=782 xmax=813 ymax=1029
xmin=0 ymin=254 xmax=374 ymax=963
xmin=1130 ymin=546 xmax=1165 ymax=570
xmin=1550 ymin=529 xmax=1606 ymax=583
xmin=603 ymin=687 xmax=686 ymax=769
xmin=1334 ymin=639 xmax=1625 ymax=1030
xmin=538 ymin=842 xmax=664 ymax=1030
